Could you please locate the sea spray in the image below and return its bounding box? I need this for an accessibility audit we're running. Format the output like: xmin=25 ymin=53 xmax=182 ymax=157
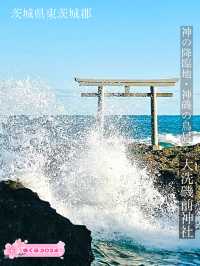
xmin=1 ymin=116 xmax=199 ymax=250
xmin=0 ymin=79 xmax=200 ymax=253
xmin=50 ymin=130 xmax=179 ymax=248
xmin=0 ymin=78 xmax=65 ymax=116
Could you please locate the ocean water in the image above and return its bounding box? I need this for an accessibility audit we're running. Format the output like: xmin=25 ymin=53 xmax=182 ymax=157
xmin=1 ymin=114 xmax=200 ymax=266
xmin=99 ymin=115 xmax=200 ymax=146
xmin=0 ymin=80 xmax=200 ymax=265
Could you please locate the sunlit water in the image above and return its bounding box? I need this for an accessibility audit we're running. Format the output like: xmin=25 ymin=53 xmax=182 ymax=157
xmin=0 ymin=79 xmax=200 ymax=265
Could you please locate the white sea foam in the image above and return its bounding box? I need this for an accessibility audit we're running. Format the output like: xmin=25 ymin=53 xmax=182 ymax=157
xmin=50 ymin=132 xmax=200 ymax=251
xmin=134 ymin=132 xmax=200 ymax=146
xmin=159 ymin=132 xmax=200 ymax=146
xmin=0 ymin=78 xmax=65 ymax=116
xmin=3 ymin=128 xmax=199 ymax=251
xmin=0 ymin=79 xmax=200 ymax=252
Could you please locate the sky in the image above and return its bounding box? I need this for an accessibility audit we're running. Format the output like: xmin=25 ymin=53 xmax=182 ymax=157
xmin=0 ymin=0 xmax=199 ymax=115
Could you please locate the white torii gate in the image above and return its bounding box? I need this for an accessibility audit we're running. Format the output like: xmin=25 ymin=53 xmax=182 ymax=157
xmin=75 ymin=78 xmax=178 ymax=150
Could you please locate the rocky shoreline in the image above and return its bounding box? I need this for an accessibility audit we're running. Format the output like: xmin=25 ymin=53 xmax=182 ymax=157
xmin=0 ymin=180 xmax=94 ymax=266
xmin=0 ymin=143 xmax=200 ymax=265
xmin=127 ymin=143 xmax=200 ymax=201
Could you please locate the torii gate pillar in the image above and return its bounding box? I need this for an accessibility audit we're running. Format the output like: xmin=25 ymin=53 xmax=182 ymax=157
xmin=150 ymin=86 xmax=160 ymax=150
xmin=97 ymin=85 xmax=104 ymax=130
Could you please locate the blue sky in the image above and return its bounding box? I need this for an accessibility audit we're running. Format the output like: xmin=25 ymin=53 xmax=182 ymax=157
xmin=0 ymin=0 xmax=199 ymax=115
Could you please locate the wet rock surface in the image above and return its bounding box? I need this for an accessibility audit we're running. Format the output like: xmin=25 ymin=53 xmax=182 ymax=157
xmin=127 ymin=143 xmax=200 ymax=200
xmin=0 ymin=180 xmax=94 ymax=266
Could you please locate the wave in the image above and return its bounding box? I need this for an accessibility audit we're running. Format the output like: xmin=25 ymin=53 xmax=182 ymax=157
xmin=133 ymin=132 xmax=200 ymax=147
xmin=1 ymin=118 xmax=200 ymax=252
xmin=0 ymin=78 xmax=65 ymax=116
xmin=159 ymin=132 xmax=200 ymax=146
xmin=0 ymin=79 xmax=200 ymax=253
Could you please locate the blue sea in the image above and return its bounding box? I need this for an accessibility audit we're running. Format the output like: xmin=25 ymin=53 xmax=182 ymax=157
xmin=76 ymin=115 xmax=200 ymax=146
xmin=0 ymin=115 xmax=200 ymax=266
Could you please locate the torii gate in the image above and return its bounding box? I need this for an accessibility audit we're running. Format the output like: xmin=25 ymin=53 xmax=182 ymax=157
xmin=75 ymin=78 xmax=178 ymax=150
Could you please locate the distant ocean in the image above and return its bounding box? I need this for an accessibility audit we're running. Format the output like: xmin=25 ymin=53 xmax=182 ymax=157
xmin=80 ymin=115 xmax=200 ymax=146
xmin=0 ymin=115 xmax=200 ymax=266
xmin=23 ymin=115 xmax=198 ymax=146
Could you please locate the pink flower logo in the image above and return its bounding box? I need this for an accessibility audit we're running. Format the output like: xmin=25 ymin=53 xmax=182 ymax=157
xmin=4 ymin=239 xmax=65 ymax=259
xmin=4 ymin=239 xmax=25 ymax=259
xmin=4 ymin=243 xmax=18 ymax=259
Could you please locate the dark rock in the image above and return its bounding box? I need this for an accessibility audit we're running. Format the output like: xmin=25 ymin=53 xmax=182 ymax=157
xmin=127 ymin=143 xmax=200 ymax=200
xmin=0 ymin=180 xmax=94 ymax=266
